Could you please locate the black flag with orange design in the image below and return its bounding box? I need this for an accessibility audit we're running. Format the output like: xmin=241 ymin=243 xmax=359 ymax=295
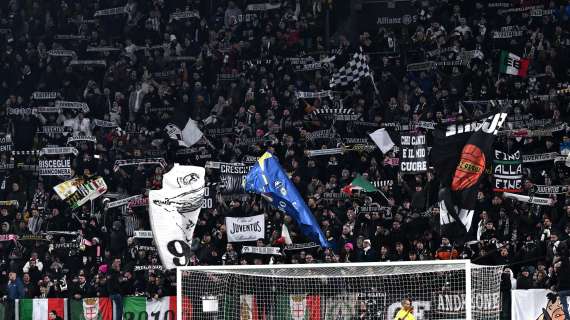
xmin=431 ymin=113 xmax=507 ymax=240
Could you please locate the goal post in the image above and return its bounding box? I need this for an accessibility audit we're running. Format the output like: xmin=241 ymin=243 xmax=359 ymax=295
xmin=177 ymin=260 xmax=504 ymax=320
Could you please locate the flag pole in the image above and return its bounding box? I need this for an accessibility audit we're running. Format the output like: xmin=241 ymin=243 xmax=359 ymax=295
xmin=369 ymin=71 xmax=380 ymax=95
xmin=376 ymin=188 xmax=390 ymax=203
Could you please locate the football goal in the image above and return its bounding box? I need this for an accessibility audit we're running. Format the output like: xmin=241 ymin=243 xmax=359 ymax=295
xmin=177 ymin=260 xmax=504 ymax=320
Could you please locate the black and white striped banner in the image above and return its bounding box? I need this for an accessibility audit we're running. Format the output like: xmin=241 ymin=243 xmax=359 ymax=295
xmin=113 ymin=158 xmax=167 ymax=172
xmin=86 ymin=47 xmax=121 ymax=53
xmin=235 ymin=137 xmax=269 ymax=146
xmin=12 ymin=150 xmax=40 ymax=156
xmin=294 ymin=62 xmax=326 ymax=72
xmin=133 ymin=230 xmax=153 ymax=238
xmin=69 ymin=60 xmax=107 ymax=67
xmin=169 ymin=10 xmax=200 ymax=20
xmin=306 ymin=129 xmax=337 ymax=141
xmin=532 ymin=185 xmax=569 ymax=194
xmin=241 ymin=246 xmax=281 ymax=255
xmin=32 ymin=92 xmax=58 ymax=100
xmin=522 ymin=152 xmax=559 ymax=163
xmin=230 ymin=13 xmax=258 ymax=25
xmin=47 ymin=50 xmax=76 ymax=57
xmin=217 ymin=73 xmax=243 ymax=82
xmin=67 ymin=136 xmax=97 ymax=144
xmin=94 ymin=6 xmax=127 ymax=17
xmin=106 ymin=194 xmax=143 ymax=209
xmin=54 ymin=35 xmax=86 ymax=41
xmin=306 ymin=148 xmax=343 ymax=157
xmin=499 ymin=123 xmax=566 ymax=137
xmin=295 ymin=90 xmax=333 ymax=99
xmin=92 ymin=119 xmax=118 ymax=128
xmin=372 ymin=180 xmax=394 ymax=188
xmin=503 ymin=192 xmax=553 ymax=206
xmin=205 ymin=128 xmax=234 ymax=137
xmin=0 ymin=200 xmax=18 ymax=207
xmin=40 ymin=147 xmax=79 ymax=156
xmin=312 ymin=108 xmax=360 ymax=121
xmin=246 ymin=3 xmax=281 ymax=11
xmin=55 ymin=101 xmax=89 ymax=112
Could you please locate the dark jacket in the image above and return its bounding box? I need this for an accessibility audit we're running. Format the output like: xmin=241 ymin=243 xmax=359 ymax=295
xmin=6 ymin=277 xmax=25 ymax=300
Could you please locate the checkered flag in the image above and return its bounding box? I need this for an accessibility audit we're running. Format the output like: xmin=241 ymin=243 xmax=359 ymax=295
xmin=329 ymin=48 xmax=371 ymax=88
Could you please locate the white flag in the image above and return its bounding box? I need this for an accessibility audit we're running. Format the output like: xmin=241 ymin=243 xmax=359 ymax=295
xmin=181 ymin=117 xmax=203 ymax=147
xmin=149 ymin=164 xmax=205 ymax=269
xmin=369 ymin=128 xmax=395 ymax=153
xmin=281 ymin=224 xmax=293 ymax=245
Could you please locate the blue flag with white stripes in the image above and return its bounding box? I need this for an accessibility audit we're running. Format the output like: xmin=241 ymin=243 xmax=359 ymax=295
xmin=244 ymin=152 xmax=330 ymax=248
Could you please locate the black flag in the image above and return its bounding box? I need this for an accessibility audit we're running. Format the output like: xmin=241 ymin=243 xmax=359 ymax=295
xmin=431 ymin=113 xmax=507 ymax=240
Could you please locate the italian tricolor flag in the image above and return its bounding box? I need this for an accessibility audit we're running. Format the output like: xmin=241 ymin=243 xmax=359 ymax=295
xmin=499 ymin=51 xmax=529 ymax=77
xmin=123 ymin=296 xmax=176 ymax=319
xmin=341 ymin=174 xmax=379 ymax=196
xmin=276 ymin=295 xmax=321 ymax=320
xmin=69 ymin=298 xmax=114 ymax=320
xmin=239 ymin=295 xmax=266 ymax=320
xmin=17 ymin=298 xmax=67 ymax=320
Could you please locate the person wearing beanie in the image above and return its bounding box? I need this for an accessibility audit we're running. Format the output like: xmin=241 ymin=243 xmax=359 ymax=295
xmin=357 ymin=239 xmax=378 ymax=262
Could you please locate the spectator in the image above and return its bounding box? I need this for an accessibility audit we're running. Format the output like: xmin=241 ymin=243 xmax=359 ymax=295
xmin=357 ymin=239 xmax=377 ymax=262
xmin=5 ymin=271 xmax=24 ymax=300
xmin=435 ymin=237 xmax=459 ymax=260
xmin=516 ymin=267 xmax=533 ymax=290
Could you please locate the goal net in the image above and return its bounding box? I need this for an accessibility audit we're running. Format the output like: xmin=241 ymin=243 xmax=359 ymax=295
xmin=177 ymin=261 xmax=504 ymax=320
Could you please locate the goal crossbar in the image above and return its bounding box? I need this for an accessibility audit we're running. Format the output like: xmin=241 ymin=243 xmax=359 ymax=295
xmin=178 ymin=260 xmax=502 ymax=320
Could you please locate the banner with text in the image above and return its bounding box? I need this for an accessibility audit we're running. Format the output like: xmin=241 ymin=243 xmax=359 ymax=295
xmin=225 ymin=214 xmax=265 ymax=242
xmin=493 ymin=150 xmax=522 ymax=192
xmin=399 ymin=133 xmax=427 ymax=173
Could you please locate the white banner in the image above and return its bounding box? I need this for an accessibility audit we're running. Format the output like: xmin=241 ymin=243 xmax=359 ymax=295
xmin=32 ymin=92 xmax=58 ymax=100
xmin=511 ymin=289 xmax=569 ymax=320
xmin=67 ymin=135 xmax=97 ymax=144
xmin=134 ymin=230 xmax=154 ymax=239
xmin=40 ymin=147 xmax=79 ymax=156
xmin=241 ymin=246 xmax=281 ymax=255
xmin=55 ymin=101 xmax=89 ymax=112
xmin=94 ymin=6 xmax=127 ymax=17
xmin=225 ymin=214 xmax=265 ymax=242
xmin=70 ymin=60 xmax=107 ymax=67
xmin=306 ymin=148 xmax=343 ymax=157
xmin=106 ymin=194 xmax=143 ymax=209
xmin=47 ymin=50 xmax=76 ymax=57
xmin=149 ymin=164 xmax=205 ymax=269
xmin=246 ymin=3 xmax=281 ymax=11
xmin=503 ymin=192 xmax=554 ymax=206
xmin=295 ymin=90 xmax=333 ymax=99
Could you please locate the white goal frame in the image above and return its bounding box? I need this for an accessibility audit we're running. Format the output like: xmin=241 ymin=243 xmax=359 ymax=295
xmin=176 ymin=260 xmax=495 ymax=320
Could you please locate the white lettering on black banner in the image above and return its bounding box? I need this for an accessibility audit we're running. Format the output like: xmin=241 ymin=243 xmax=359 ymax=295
xmin=493 ymin=150 xmax=522 ymax=192
xmin=400 ymin=133 xmax=427 ymax=173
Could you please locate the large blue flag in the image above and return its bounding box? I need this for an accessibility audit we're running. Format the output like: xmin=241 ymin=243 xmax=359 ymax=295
xmin=244 ymin=152 xmax=330 ymax=248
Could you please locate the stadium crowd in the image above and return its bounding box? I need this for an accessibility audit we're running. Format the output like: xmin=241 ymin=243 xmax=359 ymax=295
xmin=0 ymin=0 xmax=570 ymax=319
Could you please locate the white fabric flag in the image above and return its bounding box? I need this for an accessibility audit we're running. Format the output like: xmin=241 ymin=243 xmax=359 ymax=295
xmin=369 ymin=128 xmax=395 ymax=153
xmin=511 ymin=289 xmax=567 ymax=320
xmin=149 ymin=164 xmax=205 ymax=269
xmin=281 ymin=223 xmax=293 ymax=245
xmin=181 ymin=117 xmax=204 ymax=147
